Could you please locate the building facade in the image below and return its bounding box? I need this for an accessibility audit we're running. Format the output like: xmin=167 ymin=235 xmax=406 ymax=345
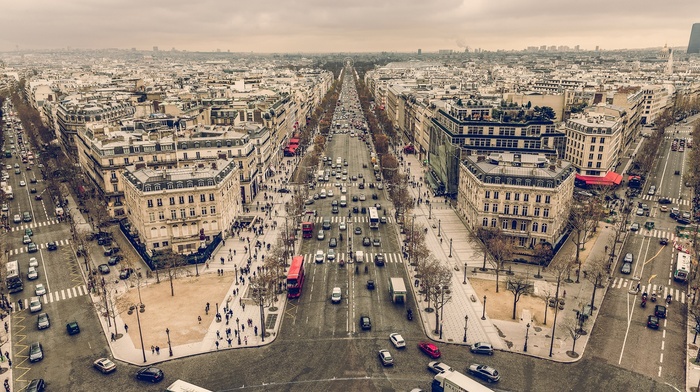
xmin=563 ymin=113 xmax=622 ymax=176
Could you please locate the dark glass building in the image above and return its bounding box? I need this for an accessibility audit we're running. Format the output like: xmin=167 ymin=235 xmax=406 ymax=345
xmin=688 ymin=23 xmax=700 ymax=54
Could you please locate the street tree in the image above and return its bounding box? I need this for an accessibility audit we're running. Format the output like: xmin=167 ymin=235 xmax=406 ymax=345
xmin=264 ymin=238 xmax=287 ymax=295
xmin=548 ymin=248 xmax=575 ymax=357
xmin=476 ymin=227 xmax=515 ymax=292
xmin=533 ymin=242 xmax=553 ymax=279
xmin=585 ymin=255 xmax=608 ymax=314
xmin=569 ymin=198 xmax=603 ymax=283
xmin=380 ymin=154 xmax=399 ymax=182
xmin=152 ymin=250 xmax=187 ymax=296
xmin=417 ymin=257 xmax=452 ymax=334
xmin=506 ymin=278 xmax=532 ymax=320
xmin=567 ymin=309 xmax=587 ymax=357
xmin=374 ymin=134 xmax=389 ymax=154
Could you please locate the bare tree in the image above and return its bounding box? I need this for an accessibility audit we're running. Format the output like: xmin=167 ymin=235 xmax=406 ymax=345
xmin=419 ymin=258 xmax=452 ymax=335
xmin=152 ymin=250 xmax=187 ymax=296
xmin=542 ymin=288 xmax=553 ymax=325
xmin=477 ymin=228 xmax=515 ymax=292
xmin=584 ymin=255 xmax=607 ymax=314
xmin=533 ymin=242 xmax=553 ymax=279
xmin=567 ymin=311 xmax=587 ymax=357
xmin=506 ymin=278 xmax=532 ymax=320
xmin=569 ymin=198 xmax=603 ymax=283
xmin=548 ymin=250 xmax=575 ymax=357
xmin=263 ymin=239 xmax=287 ymax=295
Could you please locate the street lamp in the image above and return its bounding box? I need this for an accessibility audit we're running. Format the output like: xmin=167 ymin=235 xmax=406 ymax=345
xmin=463 ymin=315 xmax=468 ymax=343
xmin=429 ymin=203 xmax=432 ymax=219
xmin=463 ymin=262 xmax=467 ymax=284
xmin=482 ymin=296 xmax=487 ymax=320
xmin=236 ymin=317 xmax=241 ymax=345
xmin=133 ymin=303 xmax=147 ymax=363
xmin=438 ymin=219 xmax=441 ymax=237
xmin=449 ymin=238 xmax=453 ymax=258
xmin=165 ymin=328 xmax=173 ymax=357
xmin=524 ymin=323 xmax=530 ymax=352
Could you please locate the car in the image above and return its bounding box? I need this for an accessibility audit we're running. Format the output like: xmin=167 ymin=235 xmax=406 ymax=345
xmin=29 ymin=297 xmax=42 ymax=312
xmin=23 ymin=211 xmax=32 ymax=222
xmin=103 ymin=247 xmax=120 ymax=256
xmin=30 ymin=187 xmax=37 ymax=193
xmin=623 ymin=253 xmax=633 ymax=263
xmin=655 ymin=304 xmax=667 ymax=318
xmin=14 ymin=168 xmax=20 ymax=174
xmin=380 ymin=216 xmax=387 ymax=224
xmin=305 ymin=198 xmax=314 ymax=205
xmin=327 ymin=249 xmax=336 ymax=260
xmin=359 ymin=183 xmax=365 ymax=189
xmin=658 ymin=197 xmax=672 ymax=204
xmin=29 ymin=342 xmax=44 ymax=362
xmin=630 ymin=223 xmax=640 ymax=231
xmin=29 ymin=257 xmax=39 ymax=267
xmin=317 ymin=229 xmax=325 ymax=240
xmin=28 ymin=242 xmax=38 ymax=253
xmin=66 ymin=321 xmax=81 ymax=335
xmin=339 ymin=221 xmax=347 ymax=231
xmin=26 ymin=379 xmax=46 ymax=392
xmin=647 ymin=315 xmax=660 ymax=329
xmin=358 ymin=173 xmax=364 ymax=178
xmin=355 ymin=226 xmax=362 ymax=235
xmin=23 ymin=234 xmax=32 ymax=244
xmin=37 ymin=312 xmax=50 ymax=330
xmin=367 ymin=280 xmax=375 ymax=290
xmin=659 ymin=205 xmax=669 ymax=212
xmin=418 ymin=342 xmax=441 ymax=359
xmin=331 ymin=287 xmax=342 ymax=303
xmin=35 ymin=283 xmax=46 ymax=296
xmin=341 ymin=187 xmax=347 ymax=194
xmin=328 ymin=190 xmax=334 ymax=197
xmin=352 ymin=206 xmax=359 ymax=213
xmin=277 ymin=188 xmax=291 ymax=193
xmin=352 ymin=195 xmax=359 ymax=202
xmin=363 ymin=237 xmax=371 ymax=246
xmin=351 ymin=175 xmax=357 ymax=181
xmin=359 ymin=194 xmax=366 ymax=201
xmin=25 ymin=228 xmax=33 ymax=236
xmin=374 ymin=254 xmax=385 ymax=266
xmin=660 ymin=237 xmax=669 ymax=245
xmin=361 ymin=207 xmax=367 ymax=214
xmin=93 ymin=357 xmax=117 ymax=374
xmin=372 ymin=193 xmax=379 ymax=200
xmin=98 ymin=264 xmax=111 ymax=274
xmin=467 ymin=364 xmax=501 ymax=383
xmin=47 ymin=241 xmax=57 ymax=251
xmin=334 ymin=182 xmax=341 ymax=187
xmin=19 ymin=180 xmax=26 ymax=186
xmin=373 ymin=238 xmax=381 ymax=247
xmin=389 ymin=333 xmax=406 ymax=348
xmin=119 ymin=268 xmax=133 ymax=280
xmin=670 ymin=207 xmax=680 ymax=218
xmin=360 ymin=315 xmax=372 ymax=330
xmin=332 ymin=205 xmax=339 ymax=214
xmin=636 ymin=208 xmax=644 ymax=216
xmin=329 ymin=238 xmax=338 ymax=248
xmin=13 ymin=214 xmax=21 ymax=223
xmin=313 ymin=193 xmax=320 ymax=200
xmin=620 ymin=262 xmax=632 ymax=274
xmin=30 ymin=177 xmax=37 ymax=184
xmin=470 ymin=342 xmax=494 ymax=355
xmin=27 ymin=266 xmax=38 ymax=280
xmin=427 ymin=361 xmax=454 ymax=374
xmin=378 ymin=349 xmax=394 ymax=366
xmin=136 ymin=367 xmax=164 ymax=383
xmin=1 ymin=204 xmax=7 ymax=211
xmin=377 ymin=183 xmax=384 ymax=190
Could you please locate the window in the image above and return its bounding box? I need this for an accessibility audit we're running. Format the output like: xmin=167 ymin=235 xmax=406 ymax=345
xmin=202 ymin=207 xmax=208 ymax=215
xmin=542 ymin=223 xmax=548 ymax=233
xmin=534 ymin=207 xmax=540 ymax=216
xmin=503 ymin=205 xmax=510 ymax=215
xmin=484 ymin=203 xmax=489 ymax=212
xmin=179 ymin=196 xmax=185 ymax=204
xmin=523 ymin=194 xmax=529 ymax=202
xmin=149 ymin=212 xmax=155 ymax=222
xmin=591 ymin=137 xmax=596 ymax=143
xmin=536 ymin=195 xmax=542 ymax=203
xmin=485 ymin=191 xmax=490 ymax=199
xmin=180 ymin=209 xmax=186 ymax=218
xmin=543 ymin=208 xmax=550 ymax=217
xmin=502 ymin=220 xmax=508 ymax=229
xmin=200 ymin=194 xmax=206 ymax=202
xmin=169 ymin=197 xmax=175 ymax=205
xmin=514 ymin=193 xmax=520 ymax=201
xmin=188 ymin=195 xmax=194 ymax=203
xmin=590 ymin=146 xmax=595 ymax=152
xmin=532 ymin=222 xmax=539 ymax=232
xmin=158 ymin=211 xmax=165 ymax=220
xmin=190 ymin=207 xmax=196 ymax=216
xmin=493 ymin=191 xmax=499 ymax=199
xmin=492 ymin=204 xmax=498 ymax=213
xmin=491 ymin=218 xmax=497 ymax=227
xmin=108 ymin=158 xmax=114 ymax=166
xmin=482 ymin=218 xmax=488 ymax=227
xmin=209 ymin=193 xmax=215 ymax=201
xmin=513 ymin=206 xmax=519 ymax=215
xmin=545 ymin=196 xmax=551 ymax=204
xmin=596 ymin=162 xmax=602 ymax=168
xmin=157 ymin=198 xmax=163 ymax=207
xmin=210 ymin=206 xmax=216 ymax=214
xmin=124 ymin=157 xmax=130 ymax=165
xmin=597 ymin=154 xmax=603 ymax=160
xmin=511 ymin=220 xmax=517 ymax=230
xmin=505 ymin=192 xmax=511 ymax=200
xmin=520 ymin=221 xmax=528 ymax=231
xmin=599 ymin=146 xmax=604 ymax=152
xmin=171 ymin=210 xmax=177 ymax=219
xmin=147 ymin=200 xmax=153 ymax=208
xmin=589 ymin=153 xmax=594 ymax=160
xmin=522 ymin=206 xmax=528 ymax=216
xmin=600 ymin=137 xmax=605 ymax=143
xmin=113 ymin=184 xmax=118 ymax=192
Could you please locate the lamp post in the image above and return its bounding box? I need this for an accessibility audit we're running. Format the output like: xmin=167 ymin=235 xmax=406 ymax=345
xmin=165 ymin=328 xmax=173 ymax=357
xmin=463 ymin=262 xmax=467 ymax=284
xmin=194 ymin=254 xmax=199 ymax=277
xmin=134 ymin=304 xmax=147 ymax=363
xmin=429 ymin=203 xmax=432 ymax=219
xmin=463 ymin=315 xmax=468 ymax=343
xmin=524 ymin=322 xmax=530 ymax=352
xmin=449 ymin=238 xmax=453 ymax=258
xmin=236 ymin=317 xmax=241 ymax=345
xmin=482 ymin=296 xmax=487 ymax=320
xmin=438 ymin=219 xmax=441 ymax=237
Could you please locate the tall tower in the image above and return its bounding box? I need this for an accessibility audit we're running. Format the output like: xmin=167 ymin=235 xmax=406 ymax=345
xmin=688 ymin=23 xmax=700 ymax=54
xmin=665 ymin=49 xmax=674 ymax=75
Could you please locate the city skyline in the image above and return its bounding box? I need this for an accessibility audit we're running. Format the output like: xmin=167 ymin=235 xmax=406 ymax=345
xmin=0 ymin=0 xmax=698 ymax=53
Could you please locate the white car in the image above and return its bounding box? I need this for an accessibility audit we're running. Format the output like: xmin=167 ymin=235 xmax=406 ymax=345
xmin=27 ymin=266 xmax=38 ymax=280
xmin=23 ymin=235 xmax=31 ymax=244
xmin=359 ymin=194 xmax=366 ymax=201
xmin=327 ymin=249 xmax=336 ymax=260
xmin=35 ymin=283 xmax=46 ymax=296
xmin=29 ymin=257 xmax=39 ymax=267
xmin=314 ymin=250 xmax=325 ymax=263
xmin=19 ymin=180 xmax=26 ymax=187
xmin=427 ymin=361 xmax=453 ymax=374
xmin=341 ymin=187 xmax=347 ymax=194
xmin=390 ymin=333 xmax=406 ymax=348
xmin=339 ymin=221 xmax=347 ymax=231
xmin=331 ymin=287 xmax=342 ymax=303
xmin=29 ymin=297 xmax=42 ymax=312
xmin=1 ymin=204 xmax=7 ymax=211
xmin=327 ymin=190 xmax=334 ymax=197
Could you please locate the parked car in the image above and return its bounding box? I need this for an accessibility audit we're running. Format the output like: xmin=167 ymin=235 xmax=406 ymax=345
xmin=27 ymin=266 xmax=38 ymax=280
xmin=470 ymin=342 xmax=494 ymax=355
xmin=27 ymin=242 xmax=38 ymax=253
xmin=119 ymin=268 xmax=133 ymax=280
xmin=98 ymin=264 xmax=110 ymax=274
xmin=135 ymin=367 xmax=164 ymax=383
xmin=26 ymin=379 xmax=45 ymax=392
xmin=467 ymin=364 xmax=501 ymax=383
xmin=107 ymin=256 xmax=122 ymax=265
xmin=418 ymin=342 xmax=441 ymax=359
xmin=35 ymin=283 xmax=46 ymax=296
xmin=29 ymin=342 xmax=44 ymax=362
xmin=37 ymin=313 xmax=50 ymax=330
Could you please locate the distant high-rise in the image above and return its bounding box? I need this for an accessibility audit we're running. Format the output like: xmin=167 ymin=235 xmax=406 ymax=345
xmin=688 ymin=23 xmax=700 ymax=54
xmin=418 ymin=49 xmax=421 ymax=55
xmin=153 ymin=46 xmax=159 ymax=52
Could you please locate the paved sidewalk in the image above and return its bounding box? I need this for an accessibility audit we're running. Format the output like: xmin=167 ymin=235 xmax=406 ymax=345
xmin=396 ymin=147 xmax=620 ymax=363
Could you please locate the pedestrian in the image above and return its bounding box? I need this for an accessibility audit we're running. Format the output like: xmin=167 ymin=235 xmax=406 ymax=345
xmin=124 ymin=324 xmax=128 ymax=333
xmin=221 ymin=257 xmax=224 ymax=265
xmin=242 ymin=303 xmax=246 ymax=311
xmin=215 ymin=341 xmax=219 ymax=350
xmin=228 ymin=338 xmax=233 ymax=347
xmin=563 ymin=290 xmax=567 ymax=298
xmin=151 ymin=345 xmax=155 ymax=354
xmin=198 ymin=315 xmax=202 ymax=324
xmin=156 ymin=346 xmax=160 ymax=355
xmin=6 ymin=359 xmax=9 ymax=368
xmin=111 ymin=333 xmax=115 ymax=342
xmin=244 ymin=336 xmax=248 ymax=345
xmin=254 ymin=326 xmax=258 ymax=336
xmin=241 ymin=324 xmax=245 ymax=332
xmin=3 ymin=322 xmax=7 ymax=333
xmin=216 ymin=330 xmax=220 ymax=339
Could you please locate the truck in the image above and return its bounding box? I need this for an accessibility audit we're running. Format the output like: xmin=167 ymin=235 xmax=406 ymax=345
xmin=2 ymin=184 xmax=13 ymax=200
xmin=389 ymin=277 xmax=407 ymax=303
xmin=354 ymin=250 xmax=365 ymax=263
xmin=302 ymin=221 xmax=314 ymax=239
xmin=432 ymin=370 xmax=495 ymax=392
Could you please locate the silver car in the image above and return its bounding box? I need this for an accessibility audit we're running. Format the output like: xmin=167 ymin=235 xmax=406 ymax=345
xmin=29 ymin=342 xmax=44 ymax=362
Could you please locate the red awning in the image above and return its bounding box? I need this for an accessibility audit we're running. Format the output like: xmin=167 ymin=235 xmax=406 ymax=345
xmin=576 ymin=172 xmax=622 ymax=186
xmin=77 ymin=185 xmax=87 ymax=195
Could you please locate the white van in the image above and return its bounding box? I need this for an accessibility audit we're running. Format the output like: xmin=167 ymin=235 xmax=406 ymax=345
xmin=319 ymin=189 xmax=327 ymax=198
xmin=340 ymin=196 xmax=347 ymax=207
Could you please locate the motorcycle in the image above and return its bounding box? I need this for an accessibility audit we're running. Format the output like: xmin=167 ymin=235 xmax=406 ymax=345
xmin=339 ymin=259 xmax=345 ymax=267
xmin=666 ymin=294 xmax=672 ymax=304
xmin=641 ymin=298 xmax=647 ymax=308
xmin=407 ymin=309 xmax=413 ymax=321
xmin=651 ymin=292 xmax=657 ymax=302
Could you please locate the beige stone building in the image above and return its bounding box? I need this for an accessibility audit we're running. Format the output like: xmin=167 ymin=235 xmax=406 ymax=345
xmin=563 ymin=113 xmax=622 ymax=176
xmin=457 ymin=153 xmax=575 ymax=249
xmin=121 ymin=159 xmax=241 ymax=255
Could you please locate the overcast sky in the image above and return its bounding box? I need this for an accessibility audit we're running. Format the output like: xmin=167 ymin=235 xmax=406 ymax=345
xmin=0 ymin=0 xmax=698 ymax=52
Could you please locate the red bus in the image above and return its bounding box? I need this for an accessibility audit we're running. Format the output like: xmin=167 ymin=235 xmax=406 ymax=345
xmin=302 ymin=222 xmax=314 ymax=238
xmin=287 ymin=256 xmax=305 ymax=299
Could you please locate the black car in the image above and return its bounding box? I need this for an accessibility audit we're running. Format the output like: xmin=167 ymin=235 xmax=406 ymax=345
xmin=647 ymin=315 xmax=660 ymax=329
xmin=654 ymin=304 xmax=667 ymax=318
xmin=277 ymin=188 xmax=291 ymax=193
xmin=66 ymin=321 xmax=80 ymax=335
xmin=367 ymin=280 xmax=375 ymax=290
xmin=329 ymin=238 xmax=338 ymax=248
xmin=658 ymin=197 xmax=672 ymax=204
xmin=359 ymin=315 xmax=372 ymax=330
xmin=136 ymin=367 xmax=164 ymax=383
xmin=372 ymin=193 xmax=378 ymax=200
xmin=119 ymin=268 xmax=132 ymax=280
xmin=26 ymin=379 xmax=46 ymax=392
xmin=107 ymin=256 xmax=122 ymax=265
xmin=30 ymin=187 xmax=37 ymax=193
xmin=361 ymin=207 xmax=367 ymax=214
xmin=363 ymin=237 xmax=371 ymax=246
xmin=98 ymin=264 xmax=110 ymax=274
xmin=47 ymin=242 xmax=57 ymax=251
xmin=352 ymin=206 xmax=359 ymax=214
xmin=359 ymin=183 xmax=365 ymax=189
xmin=352 ymin=195 xmax=359 ymax=202
xmin=354 ymin=226 xmax=362 ymax=235
xmin=104 ymin=247 xmax=120 ymax=256
xmin=374 ymin=254 xmax=385 ymax=266
xmin=660 ymin=237 xmax=669 ymax=245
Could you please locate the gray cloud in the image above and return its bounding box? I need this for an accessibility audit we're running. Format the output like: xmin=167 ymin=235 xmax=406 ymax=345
xmin=0 ymin=0 xmax=697 ymax=52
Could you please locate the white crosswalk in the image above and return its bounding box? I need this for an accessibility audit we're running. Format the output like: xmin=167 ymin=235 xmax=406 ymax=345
xmin=611 ymin=277 xmax=687 ymax=304
xmin=311 ymin=216 xmax=394 ymax=224
xmin=303 ymin=251 xmax=403 ymax=264
xmin=315 ymin=182 xmax=381 ymax=189
xmin=635 ymin=228 xmax=677 ymax=241
xmin=638 ymin=195 xmax=690 ymax=207
xmin=11 ymin=219 xmax=60 ymax=232
xmin=16 ymin=285 xmax=89 ymax=312
xmin=8 ymin=238 xmax=71 ymax=256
